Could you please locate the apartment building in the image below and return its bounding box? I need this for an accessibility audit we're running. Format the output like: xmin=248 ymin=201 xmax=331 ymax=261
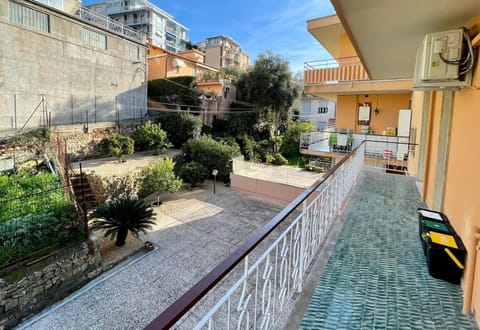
xmin=299 ymin=96 xmax=336 ymax=130
xmin=0 ymin=0 xmax=147 ymax=131
xmin=85 ymin=0 xmax=189 ymax=52
xmin=304 ymin=1 xmax=480 ymax=325
xmin=147 ymin=45 xmax=236 ymax=125
xmin=196 ymin=35 xmax=250 ymax=71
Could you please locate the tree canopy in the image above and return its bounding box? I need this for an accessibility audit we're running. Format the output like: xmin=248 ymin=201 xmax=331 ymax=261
xmin=237 ymin=51 xmax=301 ymax=134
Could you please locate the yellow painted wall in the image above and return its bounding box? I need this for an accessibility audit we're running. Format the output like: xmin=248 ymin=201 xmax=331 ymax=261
xmin=423 ymin=91 xmax=442 ymax=207
xmin=444 ymin=88 xmax=480 ymax=237
xmin=408 ymin=91 xmax=424 ymax=176
xmin=336 ymin=95 xmax=357 ymax=130
xmin=336 ymin=93 xmax=410 ymax=134
xmin=442 ymin=87 xmax=480 ymax=317
xmin=148 ymin=56 xmax=166 ymax=80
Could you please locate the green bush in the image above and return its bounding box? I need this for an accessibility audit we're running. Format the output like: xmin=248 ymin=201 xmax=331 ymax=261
xmin=280 ymin=121 xmax=316 ymax=159
xmin=0 ymin=170 xmax=72 ymax=224
xmin=273 ymin=153 xmax=288 ymax=165
xmin=0 ymin=213 xmax=84 ymax=265
xmin=98 ymin=133 xmax=134 ymax=160
xmin=158 ymin=113 xmax=202 ymax=148
xmin=133 ymin=121 xmax=171 ymax=153
xmin=137 ymin=158 xmax=182 ymax=199
xmin=265 ymin=154 xmax=275 ymax=164
xmin=180 ymin=162 xmax=209 ymax=187
xmin=148 ymin=76 xmax=201 ymax=110
xmin=182 ymin=136 xmax=241 ymax=182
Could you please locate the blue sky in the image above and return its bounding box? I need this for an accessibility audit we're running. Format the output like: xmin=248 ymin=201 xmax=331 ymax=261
xmin=83 ymin=0 xmax=335 ymax=74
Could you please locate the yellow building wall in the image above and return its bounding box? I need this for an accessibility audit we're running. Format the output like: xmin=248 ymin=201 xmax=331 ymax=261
xmin=408 ymin=91 xmax=424 ymax=176
xmin=336 ymin=93 xmax=410 ymax=134
xmin=336 ymin=95 xmax=357 ymax=130
xmin=148 ymin=56 xmax=166 ymax=80
xmin=423 ymin=91 xmax=442 ymax=207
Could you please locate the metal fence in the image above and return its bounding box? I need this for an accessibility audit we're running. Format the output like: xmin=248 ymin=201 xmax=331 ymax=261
xmin=145 ymin=143 xmax=365 ymax=329
xmin=0 ymin=93 xmax=147 ymax=133
xmin=0 ymin=139 xmax=88 ymax=268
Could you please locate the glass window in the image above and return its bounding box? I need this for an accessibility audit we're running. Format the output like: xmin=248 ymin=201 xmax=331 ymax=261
xmin=9 ymin=1 xmax=50 ymax=33
xmin=82 ymin=27 xmax=107 ymax=50
xmin=318 ymin=107 xmax=328 ymax=114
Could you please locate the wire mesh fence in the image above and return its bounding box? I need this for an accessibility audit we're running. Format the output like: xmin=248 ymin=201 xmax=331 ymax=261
xmin=0 ymin=140 xmax=87 ymax=268
xmin=0 ymin=92 xmax=147 ymax=134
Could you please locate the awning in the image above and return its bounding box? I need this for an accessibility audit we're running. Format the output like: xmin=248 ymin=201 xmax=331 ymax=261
xmin=173 ymin=58 xmax=186 ymax=67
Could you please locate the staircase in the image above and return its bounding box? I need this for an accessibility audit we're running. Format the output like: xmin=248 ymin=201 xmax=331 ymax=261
xmin=69 ymin=173 xmax=97 ymax=213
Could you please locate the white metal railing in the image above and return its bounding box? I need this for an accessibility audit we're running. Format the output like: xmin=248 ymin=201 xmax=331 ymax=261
xmin=304 ymin=57 xmax=363 ymax=70
xmin=75 ymin=6 xmax=145 ymax=42
xmin=232 ymin=157 xmax=323 ymax=188
xmin=145 ymin=143 xmax=365 ymax=329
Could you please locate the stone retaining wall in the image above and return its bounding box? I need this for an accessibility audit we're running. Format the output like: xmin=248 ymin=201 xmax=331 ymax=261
xmin=0 ymin=238 xmax=102 ymax=329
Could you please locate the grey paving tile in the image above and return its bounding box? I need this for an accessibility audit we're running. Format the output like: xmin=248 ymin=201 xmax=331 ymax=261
xmin=300 ymin=170 xmax=478 ymax=330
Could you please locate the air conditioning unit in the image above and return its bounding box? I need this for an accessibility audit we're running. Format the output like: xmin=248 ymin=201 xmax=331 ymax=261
xmin=413 ymin=29 xmax=473 ymax=90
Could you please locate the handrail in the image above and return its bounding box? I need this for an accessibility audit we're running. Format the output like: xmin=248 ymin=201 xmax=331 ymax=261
xmin=144 ymin=142 xmax=366 ymax=329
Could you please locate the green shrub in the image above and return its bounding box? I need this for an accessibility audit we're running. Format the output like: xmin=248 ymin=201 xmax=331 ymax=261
xmin=132 ymin=121 xmax=171 ymax=153
xmin=148 ymin=76 xmax=201 ymax=110
xmin=273 ymin=153 xmax=288 ymax=165
xmin=265 ymin=154 xmax=275 ymax=164
xmin=180 ymin=162 xmax=209 ymax=187
xmin=137 ymin=158 xmax=182 ymax=199
xmin=0 ymin=170 xmax=72 ymax=224
xmin=0 ymin=213 xmax=84 ymax=265
xmin=182 ymin=136 xmax=241 ymax=182
xmin=280 ymin=121 xmax=316 ymax=159
xmin=98 ymin=133 xmax=134 ymax=160
xmin=158 ymin=113 xmax=202 ymax=148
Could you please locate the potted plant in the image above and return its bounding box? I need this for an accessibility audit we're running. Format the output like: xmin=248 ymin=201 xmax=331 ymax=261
xmin=144 ymin=241 xmax=155 ymax=251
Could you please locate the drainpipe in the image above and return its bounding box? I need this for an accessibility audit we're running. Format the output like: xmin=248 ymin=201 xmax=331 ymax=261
xmin=463 ymin=226 xmax=480 ymax=315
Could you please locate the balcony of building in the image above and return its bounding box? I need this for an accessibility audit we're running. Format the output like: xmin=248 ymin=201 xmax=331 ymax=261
xmin=140 ymin=143 xmax=477 ymax=329
xmin=304 ymin=56 xmax=412 ymax=95
xmin=75 ymin=6 xmax=145 ymax=42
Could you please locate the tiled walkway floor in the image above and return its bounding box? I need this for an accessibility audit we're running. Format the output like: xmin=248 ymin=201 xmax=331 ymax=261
xmin=300 ymin=170 xmax=478 ymax=330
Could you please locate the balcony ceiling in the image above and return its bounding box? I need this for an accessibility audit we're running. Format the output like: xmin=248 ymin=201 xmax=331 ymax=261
xmin=330 ymin=0 xmax=480 ymax=80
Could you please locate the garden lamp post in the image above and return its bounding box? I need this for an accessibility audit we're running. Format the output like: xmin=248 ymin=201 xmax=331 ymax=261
xmin=212 ymin=169 xmax=218 ymax=194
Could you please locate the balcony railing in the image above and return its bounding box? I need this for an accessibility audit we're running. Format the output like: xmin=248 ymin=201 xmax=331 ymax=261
xmin=144 ymin=143 xmax=365 ymax=329
xmin=75 ymin=6 xmax=145 ymax=43
xmin=304 ymin=56 xmax=369 ymax=84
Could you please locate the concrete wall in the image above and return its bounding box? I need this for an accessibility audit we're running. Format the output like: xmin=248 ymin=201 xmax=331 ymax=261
xmin=0 ymin=0 xmax=147 ymax=133
xmin=231 ymin=174 xmax=305 ymax=204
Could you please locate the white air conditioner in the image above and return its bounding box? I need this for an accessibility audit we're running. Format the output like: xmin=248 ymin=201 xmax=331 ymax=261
xmin=413 ymin=29 xmax=473 ymax=90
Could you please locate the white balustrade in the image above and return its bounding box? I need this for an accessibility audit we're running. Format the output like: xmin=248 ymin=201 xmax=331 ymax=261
xmin=188 ymin=144 xmax=365 ymax=329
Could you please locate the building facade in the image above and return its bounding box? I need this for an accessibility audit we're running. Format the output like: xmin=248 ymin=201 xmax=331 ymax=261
xmin=299 ymin=96 xmax=336 ymax=130
xmin=147 ymin=45 xmax=236 ymax=125
xmin=0 ymin=0 xmax=147 ymax=132
xmin=196 ymin=35 xmax=250 ymax=70
xmin=86 ymin=0 xmax=189 ymax=52
xmin=305 ymin=1 xmax=480 ymax=326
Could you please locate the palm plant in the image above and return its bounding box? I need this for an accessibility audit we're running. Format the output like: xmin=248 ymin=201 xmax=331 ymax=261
xmin=90 ymin=197 xmax=155 ymax=247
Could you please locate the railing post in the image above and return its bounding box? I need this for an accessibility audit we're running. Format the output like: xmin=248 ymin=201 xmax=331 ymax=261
xmin=297 ymin=200 xmax=307 ymax=292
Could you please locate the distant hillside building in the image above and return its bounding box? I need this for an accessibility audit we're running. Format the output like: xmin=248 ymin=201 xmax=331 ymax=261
xmin=300 ymin=97 xmax=336 ymax=130
xmin=147 ymin=45 xmax=236 ymax=125
xmin=85 ymin=0 xmax=189 ymax=52
xmin=196 ymin=36 xmax=250 ymax=70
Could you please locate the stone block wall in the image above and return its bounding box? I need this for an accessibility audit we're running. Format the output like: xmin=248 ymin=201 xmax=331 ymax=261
xmin=0 ymin=238 xmax=101 ymax=329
